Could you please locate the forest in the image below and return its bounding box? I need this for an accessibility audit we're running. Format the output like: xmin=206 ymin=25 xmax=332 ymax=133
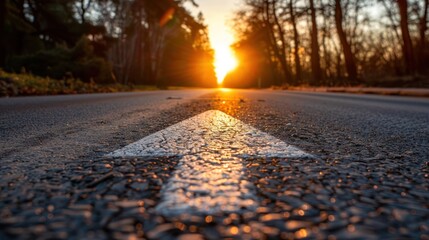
xmin=224 ymin=0 xmax=429 ymax=88
xmin=0 ymin=0 xmax=428 ymax=90
xmin=0 ymin=0 xmax=217 ymax=89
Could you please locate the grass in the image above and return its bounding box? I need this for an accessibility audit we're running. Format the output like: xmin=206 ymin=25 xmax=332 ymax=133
xmin=0 ymin=70 xmax=210 ymax=97
xmin=0 ymin=70 xmax=140 ymax=97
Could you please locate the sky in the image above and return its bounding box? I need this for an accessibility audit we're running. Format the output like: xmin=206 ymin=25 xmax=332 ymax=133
xmin=185 ymin=0 xmax=242 ymax=84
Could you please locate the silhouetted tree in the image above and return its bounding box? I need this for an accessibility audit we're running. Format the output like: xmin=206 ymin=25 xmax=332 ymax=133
xmin=231 ymin=0 xmax=429 ymax=87
xmin=264 ymin=0 xmax=293 ymax=84
xmin=98 ymin=0 xmax=215 ymax=86
xmin=334 ymin=0 xmax=358 ymax=83
xmin=397 ymin=0 xmax=416 ymax=74
xmin=0 ymin=0 xmax=6 ymax=67
xmin=417 ymin=0 xmax=428 ymax=73
xmin=75 ymin=0 xmax=93 ymax=24
xmin=0 ymin=0 xmax=216 ymax=87
xmin=309 ymin=0 xmax=322 ymax=85
xmin=288 ymin=0 xmax=302 ymax=84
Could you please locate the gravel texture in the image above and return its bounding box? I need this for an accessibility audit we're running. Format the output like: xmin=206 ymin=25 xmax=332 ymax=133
xmin=109 ymin=110 xmax=309 ymax=217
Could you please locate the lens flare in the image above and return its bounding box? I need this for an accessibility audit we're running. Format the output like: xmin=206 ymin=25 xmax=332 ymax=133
xmin=160 ymin=8 xmax=175 ymax=27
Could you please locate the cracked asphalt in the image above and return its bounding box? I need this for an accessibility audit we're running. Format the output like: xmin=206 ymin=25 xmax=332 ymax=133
xmin=1 ymin=89 xmax=428 ymax=239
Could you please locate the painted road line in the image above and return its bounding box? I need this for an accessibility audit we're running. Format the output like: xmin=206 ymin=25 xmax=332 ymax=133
xmin=110 ymin=110 xmax=311 ymax=158
xmin=109 ymin=110 xmax=312 ymax=216
xmin=156 ymin=153 xmax=259 ymax=216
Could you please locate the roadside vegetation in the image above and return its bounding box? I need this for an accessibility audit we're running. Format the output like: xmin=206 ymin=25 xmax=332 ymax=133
xmin=0 ymin=70 xmax=134 ymax=97
xmin=0 ymin=0 xmax=427 ymax=96
xmin=224 ymin=0 xmax=429 ymax=88
xmin=0 ymin=0 xmax=217 ymax=97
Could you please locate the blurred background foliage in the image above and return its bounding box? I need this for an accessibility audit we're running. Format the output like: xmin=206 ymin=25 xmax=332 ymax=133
xmin=0 ymin=69 xmax=132 ymax=96
xmin=0 ymin=0 xmax=428 ymax=94
xmin=0 ymin=0 xmax=217 ymax=94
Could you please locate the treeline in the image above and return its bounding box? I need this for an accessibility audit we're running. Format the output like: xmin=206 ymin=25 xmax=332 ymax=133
xmin=0 ymin=0 xmax=217 ymax=88
xmin=224 ymin=0 xmax=429 ymax=88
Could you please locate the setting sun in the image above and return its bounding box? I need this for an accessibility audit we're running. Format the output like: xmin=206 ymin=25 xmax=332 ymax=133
xmin=214 ymin=45 xmax=238 ymax=85
xmin=183 ymin=0 xmax=239 ymax=86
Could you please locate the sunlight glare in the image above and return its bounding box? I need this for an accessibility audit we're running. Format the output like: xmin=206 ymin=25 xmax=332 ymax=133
xmin=214 ymin=44 xmax=238 ymax=85
xmin=219 ymin=88 xmax=231 ymax=92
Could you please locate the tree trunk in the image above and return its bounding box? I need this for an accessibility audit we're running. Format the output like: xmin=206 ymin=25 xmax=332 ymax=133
xmin=262 ymin=26 xmax=280 ymax=86
xmin=289 ymin=0 xmax=302 ymax=85
xmin=134 ymin=28 xmax=143 ymax=84
xmin=264 ymin=0 xmax=292 ymax=85
xmin=381 ymin=1 xmax=402 ymax=45
xmin=0 ymin=0 xmax=6 ymax=67
xmin=397 ymin=0 xmax=415 ymax=74
xmin=309 ymin=0 xmax=322 ymax=85
xmin=336 ymin=52 xmax=342 ymax=83
xmin=321 ymin=34 xmax=330 ymax=83
xmin=154 ymin=30 xmax=166 ymax=88
xmin=79 ymin=0 xmax=86 ymax=24
xmin=418 ymin=0 xmax=428 ymax=73
xmin=334 ymin=0 xmax=358 ymax=83
xmin=131 ymin=8 xmax=144 ymax=84
xmin=143 ymin=31 xmax=155 ymax=85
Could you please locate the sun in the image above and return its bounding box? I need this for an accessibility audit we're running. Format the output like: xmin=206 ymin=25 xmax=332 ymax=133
xmin=214 ymin=45 xmax=238 ymax=85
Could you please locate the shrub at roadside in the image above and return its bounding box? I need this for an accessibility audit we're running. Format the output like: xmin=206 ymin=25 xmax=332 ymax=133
xmin=7 ymin=37 xmax=115 ymax=84
xmin=0 ymin=70 xmax=130 ymax=97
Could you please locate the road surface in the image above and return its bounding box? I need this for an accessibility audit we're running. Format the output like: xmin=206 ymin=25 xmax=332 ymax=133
xmin=1 ymin=89 xmax=428 ymax=239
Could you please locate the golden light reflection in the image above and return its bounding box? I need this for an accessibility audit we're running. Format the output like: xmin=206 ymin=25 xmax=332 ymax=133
xmin=205 ymin=215 xmax=213 ymax=223
xmin=230 ymin=226 xmax=239 ymax=235
xmin=174 ymin=222 xmax=186 ymax=231
xmin=295 ymin=229 xmax=308 ymax=238
xmin=214 ymin=45 xmax=238 ymax=85
xmin=243 ymin=225 xmax=251 ymax=233
xmin=219 ymin=88 xmax=232 ymax=92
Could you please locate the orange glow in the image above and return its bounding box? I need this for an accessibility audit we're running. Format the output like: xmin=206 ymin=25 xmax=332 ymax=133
xmin=229 ymin=226 xmax=239 ymax=235
xmin=183 ymin=0 xmax=238 ymax=86
xmin=160 ymin=8 xmax=175 ymax=27
xmin=214 ymin=44 xmax=238 ymax=85
xmin=219 ymin=88 xmax=231 ymax=92
xmin=295 ymin=229 xmax=308 ymax=238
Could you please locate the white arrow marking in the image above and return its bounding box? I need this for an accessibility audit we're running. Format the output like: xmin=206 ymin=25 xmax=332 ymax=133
xmin=110 ymin=110 xmax=312 ymax=216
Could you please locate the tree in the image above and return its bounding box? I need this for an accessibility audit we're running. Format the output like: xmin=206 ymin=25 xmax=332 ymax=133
xmin=75 ymin=0 xmax=93 ymax=24
xmin=0 ymin=0 xmax=216 ymax=87
xmin=309 ymin=0 xmax=322 ymax=85
xmin=417 ymin=0 xmax=428 ymax=73
xmin=397 ymin=0 xmax=415 ymax=74
xmin=230 ymin=0 xmax=428 ymax=87
xmin=263 ymin=0 xmax=293 ymax=85
xmin=95 ymin=0 xmax=216 ymax=86
xmin=158 ymin=8 xmax=217 ymax=88
xmin=225 ymin=2 xmax=283 ymax=88
xmin=288 ymin=0 xmax=302 ymax=84
xmin=334 ymin=0 xmax=358 ymax=83
xmin=0 ymin=0 xmax=6 ymax=67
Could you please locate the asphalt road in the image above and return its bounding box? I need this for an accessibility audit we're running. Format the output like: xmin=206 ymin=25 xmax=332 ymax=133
xmin=1 ymin=89 xmax=428 ymax=239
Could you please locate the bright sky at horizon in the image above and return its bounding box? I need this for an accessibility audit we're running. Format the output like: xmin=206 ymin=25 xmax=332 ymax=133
xmin=185 ymin=0 xmax=241 ymax=84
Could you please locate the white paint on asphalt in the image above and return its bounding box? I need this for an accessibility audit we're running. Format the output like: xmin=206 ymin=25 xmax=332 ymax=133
xmin=109 ymin=110 xmax=312 ymax=216
xmin=110 ymin=110 xmax=311 ymax=158
xmin=156 ymin=153 xmax=259 ymax=216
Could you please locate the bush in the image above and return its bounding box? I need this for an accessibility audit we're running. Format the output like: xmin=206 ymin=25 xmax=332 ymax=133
xmin=7 ymin=37 xmax=115 ymax=84
xmin=0 ymin=69 xmax=129 ymax=97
